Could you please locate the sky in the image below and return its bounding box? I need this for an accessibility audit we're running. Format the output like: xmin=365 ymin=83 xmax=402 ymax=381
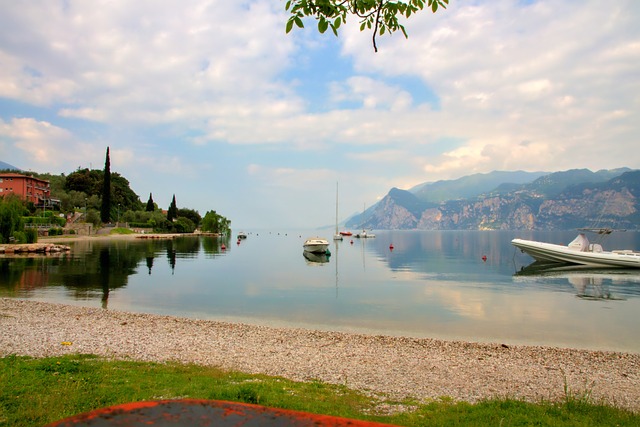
xmin=0 ymin=1 xmax=639 ymax=230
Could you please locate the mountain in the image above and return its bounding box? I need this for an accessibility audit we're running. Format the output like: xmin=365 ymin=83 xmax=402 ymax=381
xmin=0 ymin=161 xmax=21 ymax=171
xmin=346 ymin=168 xmax=640 ymax=230
xmin=412 ymin=170 xmax=548 ymax=202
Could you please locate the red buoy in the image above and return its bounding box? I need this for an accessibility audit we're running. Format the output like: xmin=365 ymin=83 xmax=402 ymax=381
xmin=389 ymin=244 xmax=394 ymax=251
xmin=482 ymin=255 xmax=487 ymax=262
xmin=221 ymin=244 xmax=226 ymax=251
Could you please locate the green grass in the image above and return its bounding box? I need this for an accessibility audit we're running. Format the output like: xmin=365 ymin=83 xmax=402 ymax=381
xmin=1 ymin=354 xmax=638 ymax=427
xmin=110 ymin=227 xmax=135 ymax=235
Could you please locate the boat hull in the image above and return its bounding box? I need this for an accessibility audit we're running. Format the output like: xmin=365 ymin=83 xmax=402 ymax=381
xmin=303 ymin=238 xmax=329 ymax=254
xmin=512 ymin=238 xmax=640 ymax=268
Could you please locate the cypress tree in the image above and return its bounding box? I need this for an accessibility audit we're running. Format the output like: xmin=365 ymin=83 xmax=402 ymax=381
xmin=146 ymin=193 xmax=154 ymax=212
xmin=100 ymin=147 xmax=112 ymax=223
xmin=167 ymin=194 xmax=177 ymax=222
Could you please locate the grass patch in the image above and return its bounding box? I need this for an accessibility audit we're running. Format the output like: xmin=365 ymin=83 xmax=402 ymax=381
xmin=110 ymin=227 xmax=135 ymax=235
xmin=1 ymin=354 xmax=638 ymax=427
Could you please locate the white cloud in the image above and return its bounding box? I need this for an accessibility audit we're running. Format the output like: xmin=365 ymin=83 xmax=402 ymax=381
xmin=1 ymin=0 xmax=639 ymax=227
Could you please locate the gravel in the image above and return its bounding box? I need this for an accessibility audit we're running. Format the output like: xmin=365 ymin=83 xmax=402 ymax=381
xmin=2 ymin=298 xmax=639 ymax=412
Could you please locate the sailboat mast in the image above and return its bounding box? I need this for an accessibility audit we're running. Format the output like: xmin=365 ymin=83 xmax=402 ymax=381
xmin=335 ymin=182 xmax=339 ymax=234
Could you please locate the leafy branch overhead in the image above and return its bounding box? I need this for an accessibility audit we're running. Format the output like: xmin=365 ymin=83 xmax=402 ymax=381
xmin=285 ymin=0 xmax=449 ymax=52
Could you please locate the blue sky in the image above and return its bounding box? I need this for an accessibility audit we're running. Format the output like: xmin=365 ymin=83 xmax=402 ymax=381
xmin=1 ymin=1 xmax=639 ymax=229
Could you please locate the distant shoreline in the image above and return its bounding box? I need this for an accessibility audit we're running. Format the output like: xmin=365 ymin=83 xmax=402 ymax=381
xmin=39 ymin=232 xmax=211 ymax=243
xmin=2 ymin=298 xmax=639 ymax=412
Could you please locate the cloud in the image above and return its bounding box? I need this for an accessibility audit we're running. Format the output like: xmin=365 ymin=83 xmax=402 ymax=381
xmin=0 ymin=118 xmax=92 ymax=171
xmin=0 ymin=0 xmax=638 ymax=227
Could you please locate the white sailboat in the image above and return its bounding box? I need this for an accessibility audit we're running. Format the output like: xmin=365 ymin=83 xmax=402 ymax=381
xmin=333 ymin=182 xmax=343 ymax=241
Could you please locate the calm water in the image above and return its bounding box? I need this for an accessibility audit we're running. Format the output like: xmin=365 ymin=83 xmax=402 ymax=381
xmin=2 ymin=230 xmax=640 ymax=353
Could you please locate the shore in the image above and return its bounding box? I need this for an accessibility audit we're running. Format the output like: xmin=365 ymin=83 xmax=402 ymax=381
xmin=2 ymin=298 xmax=639 ymax=412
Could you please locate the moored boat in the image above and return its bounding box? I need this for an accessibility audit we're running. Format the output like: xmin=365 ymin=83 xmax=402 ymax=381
xmin=303 ymin=237 xmax=330 ymax=254
xmin=511 ymin=229 xmax=640 ymax=268
xmin=333 ymin=182 xmax=343 ymax=241
xmin=354 ymin=229 xmax=375 ymax=238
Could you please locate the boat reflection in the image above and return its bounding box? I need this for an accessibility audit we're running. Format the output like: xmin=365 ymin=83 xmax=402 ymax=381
xmin=303 ymin=250 xmax=330 ymax=265
xmin=514 ymin=261 xmax=640 ymax=300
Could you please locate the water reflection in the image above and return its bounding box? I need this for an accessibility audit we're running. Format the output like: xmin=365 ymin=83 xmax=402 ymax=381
xmin=0 ymin=236 xmax=231 ymax=304
xmin=303 ymin=251 xmax=330 ymax=264
xmin=514 ymin=261 xmax=640 ymax=300
xmin=2 ymin=231 xmax=639 ymax=352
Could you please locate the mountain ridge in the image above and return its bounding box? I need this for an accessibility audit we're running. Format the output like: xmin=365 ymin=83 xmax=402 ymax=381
xmin=346 ymin=168 xmax=639 ymax=230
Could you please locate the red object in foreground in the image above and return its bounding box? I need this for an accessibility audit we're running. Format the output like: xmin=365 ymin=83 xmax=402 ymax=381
xmin=45 ymin=399 xmax=397 ymax=427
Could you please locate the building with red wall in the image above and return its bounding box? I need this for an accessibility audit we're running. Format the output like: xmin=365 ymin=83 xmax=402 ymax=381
xmin=0 ymin=173 xmax=50 ymax=205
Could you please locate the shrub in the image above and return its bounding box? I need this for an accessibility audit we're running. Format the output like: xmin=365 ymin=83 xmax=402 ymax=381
xmin=12 ymin=231 xmax=27 ymax=243
xmin=25 ymin=228 xmax=38 ymax=243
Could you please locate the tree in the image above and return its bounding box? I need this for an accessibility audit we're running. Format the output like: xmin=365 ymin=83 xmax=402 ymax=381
xmin=174 ymin=217 xmax=196 ymax=233
xmin=0 ymin=195 xmax=27 ymax=243
xmin=285 ymin=0 xmax=448 ymax=52
xmin=177 ymin=208 xmax=201 ymax=227
xmin=64 ymin=168 xmax=103 ymax=195
xmin=167 ymin=194 xmax=178 ymax=222
xmin=111 ymin=173 xmax=142 ymax=213
xmin=101 ymin=147 xmax=112 ymax=223
xmin=201 ymin=210 xmax=231 ymax=234
xmin=146 ymin=193 xmax=155 ymax=212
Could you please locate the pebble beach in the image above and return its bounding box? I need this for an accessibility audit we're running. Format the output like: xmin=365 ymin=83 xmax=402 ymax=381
xmin=2 ymin=298 xmax=639 ymax=412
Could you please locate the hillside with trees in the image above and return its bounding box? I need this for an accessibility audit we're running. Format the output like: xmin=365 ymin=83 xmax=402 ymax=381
xmin=0 ymin=150 xmax=230 ymax=242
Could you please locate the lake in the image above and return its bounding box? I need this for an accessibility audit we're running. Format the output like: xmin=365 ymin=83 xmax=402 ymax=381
xmin=2 ymin=230 xmax=640 ymax=353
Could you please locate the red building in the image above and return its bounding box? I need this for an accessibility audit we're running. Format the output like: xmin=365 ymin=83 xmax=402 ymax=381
xmin=0 ymin=173 xmax=51 ymax=205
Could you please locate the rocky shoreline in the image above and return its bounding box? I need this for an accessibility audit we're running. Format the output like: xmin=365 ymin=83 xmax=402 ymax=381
xmin=0 ymin=243 xmax=71 ymax=255
xmin=1 ymin=298 xmax=639 ymax=412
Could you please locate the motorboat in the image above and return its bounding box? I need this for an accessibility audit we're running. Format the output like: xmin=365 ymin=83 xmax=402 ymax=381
xmin=339 ymin=231 xmax=353 ymax=236
xmin=354 ymin=229 xmax=375 ymax=238
xmin=237 ymin=232 xmax=247 ymax=239
xmin=511 ymin=229 xmax=640 ymax=268
xmin=303 ymin=237 xmax=330 ymax=254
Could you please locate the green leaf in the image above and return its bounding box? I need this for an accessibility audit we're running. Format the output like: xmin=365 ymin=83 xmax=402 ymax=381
xmin=295 ymin=16 xmax=304 ymax=28
xmin=432 ymin=2 xmax=438 ymax=12
xmin=285 ymin=1 xmax=291 ymax=11
xmin=334 ymin=16 xmax=341 ymax=29
xmin=286 ymin=18 xmax=294 ymax=33
xmin=318 ymin=18 xmax=328 ymax=34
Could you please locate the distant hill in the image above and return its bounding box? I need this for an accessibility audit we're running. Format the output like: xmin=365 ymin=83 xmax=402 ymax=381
xmin=346 ymin=168 xmax=640 ymax=230
xmin=0 ymin=161 xmax=21 ymax=171
xmin=412 ymin=170 xmax=548 ymax=203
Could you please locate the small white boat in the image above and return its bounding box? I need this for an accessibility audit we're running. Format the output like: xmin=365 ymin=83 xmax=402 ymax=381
xmin=237 ymin=232 xmax=247 ymax=239
xmin=303 ymin=237 xmax=330 ymax=254
xmin=354 ymin=229 xmax=375 ymax=238
xmin=512 ymin=229 xmax=640 ymax=268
